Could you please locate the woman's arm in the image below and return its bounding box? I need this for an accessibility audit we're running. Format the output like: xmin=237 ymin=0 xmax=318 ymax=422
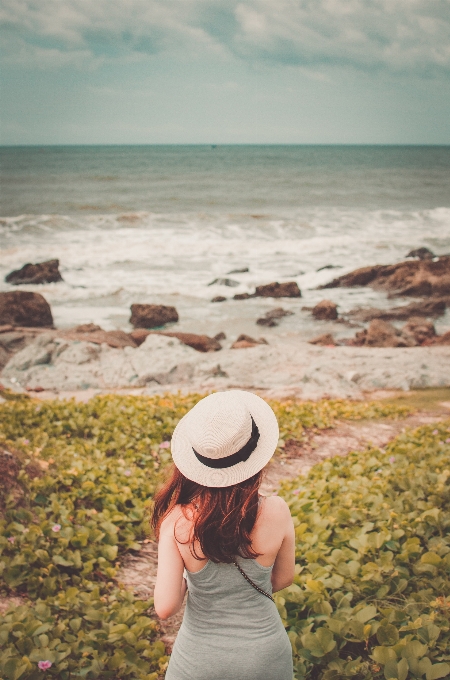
xmin=270 ymin=499 xmax=295 ymax=593
xmin=153 ymin=514 xmax=187 ymax=620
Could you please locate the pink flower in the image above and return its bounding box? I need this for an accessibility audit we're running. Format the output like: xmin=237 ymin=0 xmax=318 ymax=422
xmin=389 ymin=456 xmax=395 ymax=464
xmin=124 ymin=470 xmax=131 ymax=477
xmin=7 ymin=536 xmax=15 ymax=543
xmin=38 ymin=660 xmax=52 ymax=671
xmin=446 ymin=438 xmax=450 ymax=444
xmin=160 ymin=441 xmax=170 ymax=449
xmin=51 ymin=524 xmax=61 ymax=532
xmin=432 ymin=429 xmax=439 ymax=435
xmin=23 ymin=439 xmax=30 ymax=445
xmin=292 ymin=489 xmax=301 ymax=495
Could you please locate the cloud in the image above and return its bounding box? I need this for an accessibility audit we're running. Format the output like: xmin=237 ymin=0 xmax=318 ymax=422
xmin=1 ymin=0 xmax=449 ymax=74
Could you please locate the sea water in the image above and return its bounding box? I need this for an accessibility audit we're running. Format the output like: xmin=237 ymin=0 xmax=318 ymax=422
xmin=1 ymin=145 xmax=449 ymax=339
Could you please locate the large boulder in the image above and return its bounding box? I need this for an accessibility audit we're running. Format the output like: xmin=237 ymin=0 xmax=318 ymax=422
xmin=320 ymin=257 xmax=450 ymax=297
xmin=431 ymin=330 xmax=450 ymax=346
xmin=312 ymin=300 xmax=338 ymax=320
xmin=308 ymin=333 xmax=336 ymax=346
xmin=254 ymin=282 xmax=301 ymax=298
xmin=0 ymin=291 xmax=53 ymax=328
xmin=129 ymin=304 xmax=179 ymax=329
xmin=5 ymin=259 xmax=63 ymax=285
xmin=349 ymin=319 xmax=416 ymax=348
xmin=60 ymin=328 xmax=137 ymax=349
xmin=347 ymin=299 xmax=446 ymax=322
xmin=129 ymin=329 xmax=221 ymax=352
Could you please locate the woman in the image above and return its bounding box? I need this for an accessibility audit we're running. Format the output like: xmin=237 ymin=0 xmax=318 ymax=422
xmin=152 ymin=390 xmax=295 ymax=680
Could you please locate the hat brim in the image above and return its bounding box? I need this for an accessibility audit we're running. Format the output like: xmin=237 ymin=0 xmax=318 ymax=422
xmin=170 ymin=390 xmax=279 ymax=487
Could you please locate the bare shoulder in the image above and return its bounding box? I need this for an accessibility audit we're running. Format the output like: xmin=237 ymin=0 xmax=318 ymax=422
xmin=159 ymin=504 xmax=185 ymax=535
xmin=260 ymin=495 xmax=291 ymax=521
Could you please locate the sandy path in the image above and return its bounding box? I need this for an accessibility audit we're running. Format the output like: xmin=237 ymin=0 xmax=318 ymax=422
xmin=118 ymin=407 xmax=448 ymax=651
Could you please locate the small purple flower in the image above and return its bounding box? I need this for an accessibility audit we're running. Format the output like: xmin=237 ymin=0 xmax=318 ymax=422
xmin=292 ymin=489 xmax=301 ymax=495
xmin=160 ymin=441 xmax=170 ymax=449
xmin=389 ymin=456 xmax=395 ymax=464
xmin=38 ymin=660 xmax=52 ymax=671
xmin=376 ymin=468 xmax=382 ymax=474
xmin=51 ymin=524 xmax=61 ymax=532
xmin=124 ymin=469 xmax=131 ymax=477
xmin=432 ymin=429 xmax=439 ymax=435
xmin=445 ymin=438 xmax=450 ymax=444
xmin=7 ymin=536 xmax=15 ymax=544
xmin=23 ymin=439 xmax=30 ymax=445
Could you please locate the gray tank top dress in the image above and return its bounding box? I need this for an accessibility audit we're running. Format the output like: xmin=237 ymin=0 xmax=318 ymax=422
xmin=164 ymin=556 xmax=293 ymax=680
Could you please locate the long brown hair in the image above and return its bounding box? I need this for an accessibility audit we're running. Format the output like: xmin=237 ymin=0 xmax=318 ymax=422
xmin=151 ymin=465 xmax=263 ymax=563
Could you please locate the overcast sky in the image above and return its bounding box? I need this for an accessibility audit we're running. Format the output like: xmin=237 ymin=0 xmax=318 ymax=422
xmin=1 ymin=0 xmax=449 ymax=145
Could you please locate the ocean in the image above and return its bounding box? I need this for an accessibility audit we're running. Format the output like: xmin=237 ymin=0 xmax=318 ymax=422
xmin=1 ymin=145 xmax=449 ymax=339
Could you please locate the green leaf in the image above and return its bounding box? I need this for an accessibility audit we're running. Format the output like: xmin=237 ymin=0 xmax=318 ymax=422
xmin=354 ymin=605 xmax=377 ymax=624
xmin=372 ymin=646 xmax=397 ymax=665
xmin=301 ymin=628 xmax=336 ymax=657
xmin=377 ymin=624 xmax=399 ymax=646
xmin=420 ymin=552 xmax=442 ymax=566
xmin=426 ymin=663 xmax=450 ymax=680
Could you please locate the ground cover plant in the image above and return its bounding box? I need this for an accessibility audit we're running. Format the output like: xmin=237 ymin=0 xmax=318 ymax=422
xmin=279 ymin=422 xmax=450 ymax=680
xmin=0 ymin=392 xmax=419 ymax=679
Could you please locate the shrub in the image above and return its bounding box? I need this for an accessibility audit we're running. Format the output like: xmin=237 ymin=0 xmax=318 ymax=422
xmin=279 ymin=422 xmax=450 ymax=680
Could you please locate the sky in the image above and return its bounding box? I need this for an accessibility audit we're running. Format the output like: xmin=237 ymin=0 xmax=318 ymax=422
xmin=1 ymin=0 xmax=450 ymax=145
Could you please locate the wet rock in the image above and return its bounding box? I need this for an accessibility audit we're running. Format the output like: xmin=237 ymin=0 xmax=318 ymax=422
xmin=254 ymin=281 xmax=301 ymax=298
xmin=211 ymin=296 xmax=227 ymax=303
xmin=231 ymin=334 xmax=267 ymax=349
xmin=406 ymin=247 xmax=435 ymax=260
xmin=316 ymin=265 xmax=342 ymax=272
xmin=312 ymin=300 xmax=338 ymax=320
xmin=227 ymin=267 xmax=249 ymax=274
xmin=214 ymin=332 xmax=226 ymax=341
xmin=208 ymin=278 xmax=239 ymax=287
xmin=0 ymin=291 xmax=53 ymax=328
xmin=401 ymin=318 xmax=436 ymax=345
xmin=130 ymin=304 xmax=179 ymax=329
xmin=265 ymin=308 xmax=294 ymax=320
xmin=0 ymin=346 xmax=10 ymax=370
xmin=319 ymin=257 xmax=450 ymax=298
xmin=256 ymin=317 xmax=278 ymax=327
xmin=233 ymin=293 xmax=253 ymax=300
xmin=309 ymin=333 xmax=336 ymax=346
xmin=347 ymin=299 xmax=446 ymax=322
xmin=5 ymin=259 xmax=63 ymax=285
xmin=130 ymin=330 xmax=221 ymax=352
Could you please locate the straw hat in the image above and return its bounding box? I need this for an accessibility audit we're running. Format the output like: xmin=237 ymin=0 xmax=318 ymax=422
xmin=171 ymin=390 xmax=279 ymax=487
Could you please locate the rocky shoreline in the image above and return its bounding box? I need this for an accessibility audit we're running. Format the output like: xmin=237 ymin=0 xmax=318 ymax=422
xmin=1 ymin=252 xmax=449 ymax=399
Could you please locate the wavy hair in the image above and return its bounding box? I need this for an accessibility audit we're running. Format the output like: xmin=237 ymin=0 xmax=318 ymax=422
xmin=151 ymin=465 xmax=263 ymax=563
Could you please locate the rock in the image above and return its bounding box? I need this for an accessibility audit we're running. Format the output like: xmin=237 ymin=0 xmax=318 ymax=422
xmin=319 ymin=257 xmax=450 ymax=298
xmin=254 ymin=282 xmax=301 ymax=298
xmin=406 ymin=247 xmax=435 ymax=260
xmin=431 ymin=330 xmax=450 ymax=345
xmin=227 ymin=267 xmax=249 ymax=274
xmin=5 ymin=259 xmax=63 ymax=285
xmin=0 ymin=291 xmax=53 ymax=328
xmin=214 ymin=332 xmax=226 ymax=341
xmin=211 ymin=296 xmax=227 ymax=303
xmin=208 ymin=278 xmax=239 ymax=287
xmin=256 ymin=317 xmax=278 ymax=327
xmin=231 ymin=334 xmax=267 ymax=349
xmin=349 ymin=319 xmax=416 ymax=348
xmin=0 ymin=331 xmax=32 ymax=353
xmin=265 ymin=308 xmax=293 ymax=320
xmin=0 ymin=346 xmax=10 ymax=370
xmin=60 ymin=329 xmax=137 ymax=349
xmin=233 ymin=293 xmax=253 ymax=300
xmin=316 ymin=265 xmax=342 ymax=272
xmin=73 ymin=323 xmax=102 ymax=333
xmin=347 ymin=299 xmax=447 ymax=322
xmin=312 ymin=300 xmax=338 ymax=320
xmin=401 ymin=318 xmax=436 ymax=345
xmin=130 ymin=304 xmax=179 ymax=329
xmin=0 ymin=325 xmax=14 ymax=334
xmin=129 ymin=330 xmax=221 ymax=353
xmin=309 ymin=333 xmax=336 ymax=346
